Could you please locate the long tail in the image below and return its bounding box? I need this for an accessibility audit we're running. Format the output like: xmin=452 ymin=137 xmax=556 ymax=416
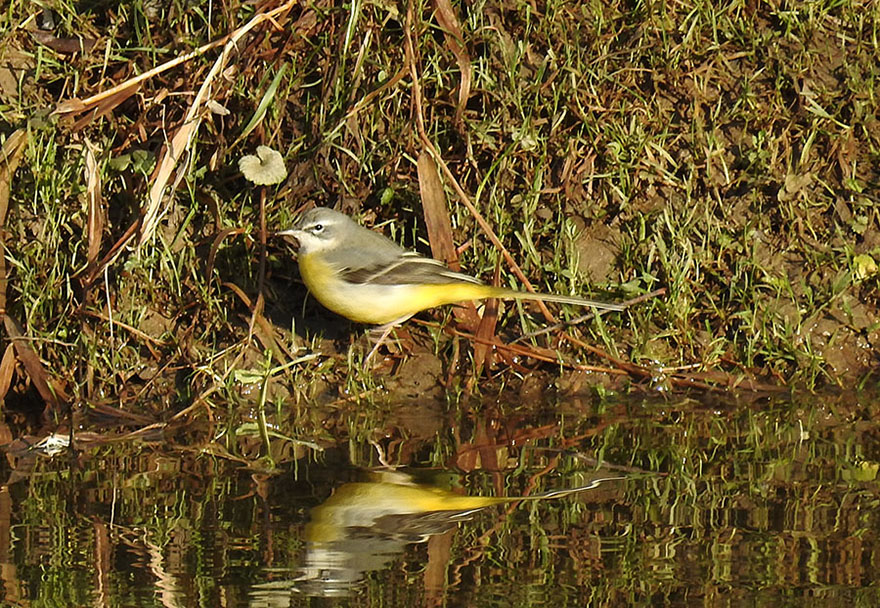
xmin=488 ymin=286 xmax=626 ymax=312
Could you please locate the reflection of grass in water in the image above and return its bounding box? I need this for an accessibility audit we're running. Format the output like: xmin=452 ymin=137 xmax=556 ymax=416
xmin=6 ymin=392 xmax=880 ymax=603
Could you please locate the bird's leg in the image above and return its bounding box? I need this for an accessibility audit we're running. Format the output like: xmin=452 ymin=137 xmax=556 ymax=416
xmin=363 ymin=315 xmax=413 ymax=365
xmin=364 ymin=324 xmax=396 ymax=365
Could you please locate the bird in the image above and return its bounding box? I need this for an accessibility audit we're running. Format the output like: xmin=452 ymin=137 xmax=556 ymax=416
xmin=277 ymin=207 xmax=625 ymax=330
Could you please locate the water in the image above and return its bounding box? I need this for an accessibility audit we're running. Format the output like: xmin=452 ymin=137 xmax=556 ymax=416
xmin=1 ymin=393 xmax=879 ymax=606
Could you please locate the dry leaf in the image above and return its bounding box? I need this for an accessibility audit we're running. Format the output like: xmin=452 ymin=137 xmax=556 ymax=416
xmin=140 ymin=116 xmax=198 ymax=243
xmin=472 ymin=267 xmax=500 ymax=375
xmin=0 ymin=343 xmax=16 ymax=402
xmin=0 ymin=129 xmax=28 ymax=228
xmin=30 ymin=31 xmax=97 ymax=54
xmin=0 ymin=130 xmax=27 ymax=315
xmin=418 ymin=151 xmax=479 ymax=325
xmin=71 ymin=82 xmax=141 ymax=131
xmin=4 ymin=315 xmax=64 ymax=414
xmin=417 ymin=150 xmax=457 ymax=265
xmin=0 ymin=43 xmax=34 ymax=104
xmin=84 ymin=140 xmax=104 ymax=265
xmin=433 ymin=0 xmax=472 ymax=125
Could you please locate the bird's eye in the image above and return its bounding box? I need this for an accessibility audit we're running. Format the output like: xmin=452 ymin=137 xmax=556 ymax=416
xmin=311 ymin=223 xmax=324 ymax=233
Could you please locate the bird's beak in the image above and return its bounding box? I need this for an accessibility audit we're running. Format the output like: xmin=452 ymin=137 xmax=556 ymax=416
xmin=276 ymin=228 xmax=303 ymax=247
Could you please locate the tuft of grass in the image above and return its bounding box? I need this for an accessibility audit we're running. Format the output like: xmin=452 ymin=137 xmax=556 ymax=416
xmin=0 ymin=0 xmax=877 ymax=429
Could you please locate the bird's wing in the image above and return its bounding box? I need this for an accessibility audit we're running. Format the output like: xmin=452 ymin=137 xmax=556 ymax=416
xmin=341 ymin=252 xmax=483 ymax=286
xmin=321 ymin=229 xmax=406 ymax=274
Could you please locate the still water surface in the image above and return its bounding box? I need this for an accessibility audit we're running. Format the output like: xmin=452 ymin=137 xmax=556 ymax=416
xmin=1 ymin=393 xmax=879 ymax=606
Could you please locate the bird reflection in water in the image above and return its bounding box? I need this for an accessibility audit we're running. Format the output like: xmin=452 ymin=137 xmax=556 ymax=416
xmin=248 ymin=470 xmax=623 ymax=603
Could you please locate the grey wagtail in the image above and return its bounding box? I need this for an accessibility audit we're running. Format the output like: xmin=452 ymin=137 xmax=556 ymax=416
xmin=278 ymin=207 xmax=625 ymax=328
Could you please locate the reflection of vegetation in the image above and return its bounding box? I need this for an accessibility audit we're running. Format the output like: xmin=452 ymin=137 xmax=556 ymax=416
xmin=2 ymin=394 xmax=879 ymax=604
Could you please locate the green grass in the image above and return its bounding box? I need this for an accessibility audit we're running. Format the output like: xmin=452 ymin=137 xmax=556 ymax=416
xmin=0 ymin=0 xmax=879 ymax=421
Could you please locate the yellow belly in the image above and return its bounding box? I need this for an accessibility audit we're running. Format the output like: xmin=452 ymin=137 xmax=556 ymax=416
xmin=298 ymin=253 xmax=494 ymax=325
